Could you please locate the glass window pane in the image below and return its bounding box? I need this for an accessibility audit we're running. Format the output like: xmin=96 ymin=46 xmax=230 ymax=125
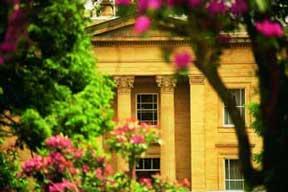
xmin=137 ymin=94 xmax=158 ymax=124
xmin=224 ymin=108 xmax=232 ymax=125
xmin=140 ymin=112 xmax=154 ymax=121
xmin=229 ymin=181 xmax=243 ymax=190
xmin=153 ymin=158 xmax=160 ymax=169
xmin=140 ymin=95 xmax=153 ymax=102
xmin=230 ymin=161 xmax=242 ymax=179
xmin=224 ymin=89 xmax=245 ymax=126
xmin=225 ymin=159 xmax=244 ymax=190
xmin=241 ymin=89 xmax=245 ymax=106
xmin=144 ymin=158 xmax=152 ymax=169
xmin=138 ymin=104 xmax=156 ymax=110
xmin=225 ymin=159 xmax=229 ymax=179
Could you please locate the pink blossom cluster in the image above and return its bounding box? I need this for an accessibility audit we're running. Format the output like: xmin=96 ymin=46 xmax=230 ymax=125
xmin=206 ymin=0 xmax=227 ymax=15
xmin=95 ymin=164 xmax=113 ymax=180
xmin=48 ymin=180 xmax=78 ymax=192
xmin=49 ymin=152 xmax=74 ymax=172
xmin=130 ymin=134 xmax=145 ymax=144
xmin=111 ymin=120 xmax=155 ymax=145
xmin=134 ymin=16 xmax=151 ymax=34
xmin=109 ymin=120 xmax=159 ymax=157
xmin=115 ymin=0 xmax=252 ymax=35
xmin=45 ymin=135 xmax=72 ymax=149
xmin=138 ymin=0 xmax=162 ymax=13
xmin=255 ymin=20 xmax=284 ymax=38
xmin=139 ymin=177 xmax=153 ymax=188
xmin=230 ymin=0 xmax=248 ymax=15
xmin=173 ymin=51 xmax=192 ymax=70
xmin=0 ymin=0 xmax=29 ymax=64
xmin=22 ymin=151 xmax=75 ymax=175
xmin=23 ymin=135 xmax=115 ymax=191
xmin=22 ymin=156 xmax=48 ymax=174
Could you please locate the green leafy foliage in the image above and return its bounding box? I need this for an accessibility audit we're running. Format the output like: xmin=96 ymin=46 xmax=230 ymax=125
xmin=249 ymin=103 xmax=264 ymax=137
xmin=0 ymin=150 xmax=29 ymax=192
xmin=0 ymin=0 xmax=114 ymax=150
xmin=19 ymin=109 xmax=52 ymax=151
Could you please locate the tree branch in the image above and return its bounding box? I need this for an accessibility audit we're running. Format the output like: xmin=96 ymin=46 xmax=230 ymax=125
xmin=192 ymin=40 xmax=264 ymax=187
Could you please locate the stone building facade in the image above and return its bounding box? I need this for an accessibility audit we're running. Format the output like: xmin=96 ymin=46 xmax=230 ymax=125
xmin=88 ymin=15 xmax=262 ymax=191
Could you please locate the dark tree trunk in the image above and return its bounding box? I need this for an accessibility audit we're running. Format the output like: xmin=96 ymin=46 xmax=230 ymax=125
xmin=245 ymin=15 xmax=288 ymax=192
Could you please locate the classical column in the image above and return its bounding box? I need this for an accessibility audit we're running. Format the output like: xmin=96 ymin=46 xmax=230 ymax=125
xmin=189 ymin=75 xmax=206 ymax=191
xmin=156 ymin=75 xmax=176 ymax=181
xmin=114 ymin=76 xmax=134 ymax=171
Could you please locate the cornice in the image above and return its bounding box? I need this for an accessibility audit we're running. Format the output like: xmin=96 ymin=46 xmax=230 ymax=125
xmin=92 ymin=37 xmax=251 ymax=48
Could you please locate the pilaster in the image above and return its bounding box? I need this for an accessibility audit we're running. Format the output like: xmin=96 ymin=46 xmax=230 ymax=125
xmin=189 ymin=74 xmax=206 ymax=191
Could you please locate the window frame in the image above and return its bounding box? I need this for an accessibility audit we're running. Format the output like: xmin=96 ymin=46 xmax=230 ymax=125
xmin=135 ymin=93 xmax=159 ymax=126
xmin=135 ymin=157 xmax=160 ymax=179
xmin=222 ymin=88 xmax=246 ymax=127
xmin=224 ymin=159 xmax=245 ymax=191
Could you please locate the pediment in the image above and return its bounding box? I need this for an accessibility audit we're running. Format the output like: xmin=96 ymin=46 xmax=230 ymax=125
xmin=87 ymin=17 xmax=175 ymax=39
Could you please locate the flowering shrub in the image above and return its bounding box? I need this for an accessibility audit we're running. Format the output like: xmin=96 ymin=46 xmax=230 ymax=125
xmin=22 ymin=130 xmax=191 ymax=192
xmin=22 ymin=126 xmax=189 ymax=192
xmin=22 ymin=135 xmax=114 ymax=192
xmin=107 ymin=120 xmax=159 ymax=178
xmin=108 ymin=121 xmax=159 ymax=157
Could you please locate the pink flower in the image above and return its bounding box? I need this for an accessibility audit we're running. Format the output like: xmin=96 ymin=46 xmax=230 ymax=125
xmin=166 ymin=0 xmax=185 ymax=7
xmin=180 ymin=178 xmax=190 ymax=188
xmin=140 ymin=178 xmax=152 ymax=188
xmin=207 ymin=0 xmax=227 ymax=15
xmin=96 ymin=156 xmax=106 ymax=164
xmin=0 ymin=42 xmax=17 ymax=52
xmin=174 ymin=51 xmax=192 ymax=69
xmin=255 ymin=20 xmax=284 ymax=38
xmin=22 ymin=156 xmax=44 ymax=174
xmin=188 ymin=0 xmax=201 ymax=8
xmin=45 ymin=135 xmax=72 ymax=149
xmin=115 ymin=0 xmax=131 ymax=5
xmin=231 ymin=0 xmax=248 ymax=15
xmin=138 ymin=0 xmax=162 ymax=13
xmin=95 ymin=168 xmax=104 ymax=180
xmin=82 ymin=164 xmax=90 ymax=173
xmin=131 ymin=135 xmax=145 ymax=144
xmin=134 ymin=16 xmax=151 ymax=34
xmin=116 ymin=135 xmax=127 ymax=142
xmin=73 ymin=149 xmax=83 ymax=159
xmin=104 ymin=164 xmax=113 ymax=175
xmin=49 ymin=152 xmax=73 ymax=172
xmin=48 ymin=180 xmax=78 ymax=192
xmin=0 ymin=56 xmax=4 ymax=65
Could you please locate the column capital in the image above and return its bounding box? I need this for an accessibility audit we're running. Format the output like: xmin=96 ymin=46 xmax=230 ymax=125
xmin=114 ymin=76 xmax=134 ymax=93
xmin=156 ymin=75 xmax=176 ymax=93
xmin=189 ymin=74 xmax=205 ymax=85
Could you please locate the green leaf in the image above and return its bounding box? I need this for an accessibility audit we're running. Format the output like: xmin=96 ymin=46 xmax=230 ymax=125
xmin=255 ymin=0 xmax=269 ymax=12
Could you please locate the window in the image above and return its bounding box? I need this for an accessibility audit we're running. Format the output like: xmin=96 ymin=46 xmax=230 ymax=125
xmin=224 ymin=89 xmax=245 ymax=126
xmin=136 ymin=158 xmax=160 ymax=179
xmin=136 ymin=94 xmax=158 ymax=125
xmin=225 ymin=159 xmax=245 ymax=191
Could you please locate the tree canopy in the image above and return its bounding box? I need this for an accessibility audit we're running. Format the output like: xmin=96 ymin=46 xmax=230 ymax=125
xmin=0 ymin=0 xmax=114 ymax=150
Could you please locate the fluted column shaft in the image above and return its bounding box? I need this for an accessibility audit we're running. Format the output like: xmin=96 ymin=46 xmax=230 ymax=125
xmin=156 ymin=75 xmax=176 ymax=181
xmin=114 ymin=76 xmax=134 ymax=172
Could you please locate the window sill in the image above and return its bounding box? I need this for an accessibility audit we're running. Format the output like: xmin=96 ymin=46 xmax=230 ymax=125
xmin=217 ymin=126 xmax=252 ymax=133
